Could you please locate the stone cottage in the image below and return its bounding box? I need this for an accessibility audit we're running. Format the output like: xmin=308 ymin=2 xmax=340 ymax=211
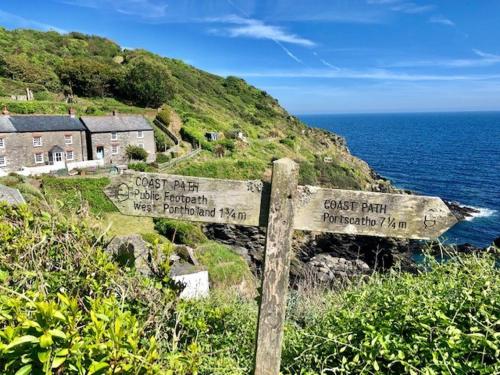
xmin=81 ymin=113 xmax=156 ymax=165
xmin=0 ymin=112 xmax=87 ymax=172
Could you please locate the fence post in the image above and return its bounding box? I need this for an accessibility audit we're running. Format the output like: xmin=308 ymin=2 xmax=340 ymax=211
xmin=254 ymin=158 xmax=299 ymax=375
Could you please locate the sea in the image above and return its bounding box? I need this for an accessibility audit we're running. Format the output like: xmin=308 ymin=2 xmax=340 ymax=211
xmin=299 ymin=112 xmax=500 ymax=248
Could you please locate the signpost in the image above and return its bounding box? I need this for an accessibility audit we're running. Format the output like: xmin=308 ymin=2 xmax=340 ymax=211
xmin=105 ymin=158 xmax=458 ymax=375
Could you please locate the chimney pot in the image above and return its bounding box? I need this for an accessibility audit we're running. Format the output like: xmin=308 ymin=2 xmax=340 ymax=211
xmin=2 ymin=106 xmax=9 ymax=115
xmin=112 ymin=110 xmax=117 ymax=116
xmin=69 ymin=107 xmax=76 ymax=118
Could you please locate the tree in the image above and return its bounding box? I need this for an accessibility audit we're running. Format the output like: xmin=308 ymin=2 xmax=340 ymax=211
xmin=0 ymin=54 xmax=61 ymax=91
xmin=121 ymin=57 xmax=176 ymax=108
xmin=57 ymin=57 xmax=123 ymax=97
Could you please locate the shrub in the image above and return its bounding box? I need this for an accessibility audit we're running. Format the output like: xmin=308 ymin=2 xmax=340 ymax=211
xmin=154 ymin=218 xmax=207 ymax=246
xmin=156 ymin=153 xmax=170 ymax=164
xmin=126 ymin=145 xmax=148 ymax=161
xmin=0 ymin=203 xmax=182 ymax=374
xmin=128 ymin=162 xmax=155 ymax=172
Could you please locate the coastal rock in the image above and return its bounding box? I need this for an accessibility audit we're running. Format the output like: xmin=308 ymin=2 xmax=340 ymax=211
xmin=444 ymin=200 xmax=480 ymax=221
xmin=304 ymin=254 xmax=370 ymax=283
xmin=106 ymin=235 xmax=153 ymax=276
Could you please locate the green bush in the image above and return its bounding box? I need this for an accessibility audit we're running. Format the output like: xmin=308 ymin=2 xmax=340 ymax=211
xmin=0 ymin=203 xmax=186 ymax=374
xmin=128 ymin=162 xmax=155 ymax=172
xmin=154 ymin=218 xmax=207 ymax=246
xmin=156 ymin=106 xmax=171 ymax=125
xmin=126 ymin=145 xmax=148 ymax=161
xmin=299 ymin=161 xmax=317 ymax=185
xmin=281 ymin=254 xmax=500 ymax=374
xmin=156 ymin=153 xmax=170 ymax=164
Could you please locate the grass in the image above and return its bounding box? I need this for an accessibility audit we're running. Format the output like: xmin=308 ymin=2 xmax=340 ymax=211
xmin=195 ymin=241 xmax=254 ymax=289
xmin=101 ymin=213 xmax=156 ymax=237
xmin=41 ymin=176 xmax=117 ymax=215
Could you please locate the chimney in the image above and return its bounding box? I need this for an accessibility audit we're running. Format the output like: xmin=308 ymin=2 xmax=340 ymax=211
xmin=2 ymin=106 xmax=9 ymax=115
xmin=112 ymin=110 xmax=118 ymax=116
xmin=69 ymin=107 xmax=76 ymax=118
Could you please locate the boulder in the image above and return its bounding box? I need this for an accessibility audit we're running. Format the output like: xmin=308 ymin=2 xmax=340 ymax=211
xmin=106 ymin=235 xmax=155 ymax=276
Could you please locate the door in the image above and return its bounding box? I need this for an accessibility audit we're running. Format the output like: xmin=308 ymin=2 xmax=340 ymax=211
xmin=53 ymin=152 xmax=64 ymax=167
xmin=96 ymin=146 xmax=104 ymax=160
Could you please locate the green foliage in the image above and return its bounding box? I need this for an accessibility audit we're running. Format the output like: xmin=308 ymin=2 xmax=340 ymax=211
xmin=314 ymin=158 xmax=361 ymax=190
xmin=155 ymin=153 xmax=170 ymax=164
xmin=0 ymin=203 xmax=183 ymax=373
xmin=0 ymin=53 xmax=61 ymax=91
xmin=126 ymin=145 xmax=148 ymax=161
xmin=41 ymin=176 xmax=117 ymax=215
xmin=57 ymin=57 xmax=122 ymax=97
xmin=280 ymin=135 xmax=296 ymax=149
xmin=299 ymin=161 xmax=318 ymax=185
xmin=173 ymin=159 xmax=266 ymax=180
xmin=128 ymin=162 xmax=155 ymax=172
xmin=121 ymin=56 xmax=176 ymax=108
xmin=156 ymin=106 xmax=171 ymax=126
xmin=196 ymin=242 xmax=253 ymax=288
xmin=281 ymin=254 xmax=500 ymax=374
xmin=154 ymin=218 xmax=207 ymax=245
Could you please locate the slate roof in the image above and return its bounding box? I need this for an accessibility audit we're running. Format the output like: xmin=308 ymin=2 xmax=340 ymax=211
xmin=81 ymin=115 xmax=153 ymax=133
xmin=0 ymin=116 xmax=16 ymax=133
xmin=0 ymin=115 xmax=86 ymax=133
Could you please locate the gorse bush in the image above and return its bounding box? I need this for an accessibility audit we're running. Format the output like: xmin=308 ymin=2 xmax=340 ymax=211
xmin=154 ymin=218 xmax=207 ymax=246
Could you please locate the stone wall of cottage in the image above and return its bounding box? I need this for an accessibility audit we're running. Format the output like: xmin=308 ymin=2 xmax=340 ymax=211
xmin=89 ymin=130 xmax=155 ymax=165
xmin=0 ymin=131 xmax=87 ymax=171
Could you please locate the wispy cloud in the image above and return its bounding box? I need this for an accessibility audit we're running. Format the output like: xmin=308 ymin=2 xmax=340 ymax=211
xmin=368 ymin=0 xmax=435 ymax=14
xmin=59 ymin=0 xmax=168 ymax=19
xmin=385 ymin=49 xmax=500 ymax=68
xmin=214 ymin=68 xmax=500 ymax=82
xmin=207 ymin=15 xmax=315 ymax=47
xmin=0 ymin=9 xmax=66 ymax=33
xmin=319 ymin=59 xmax=341 ymax=71
xmin=429 ymin=15 xmax=455 ymax=26
xmin=274 ymin=41 xmax=303 ymax=64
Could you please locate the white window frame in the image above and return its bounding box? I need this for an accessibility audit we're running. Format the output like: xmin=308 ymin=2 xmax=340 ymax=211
xmin=34 ymin=152 xmax=44 ymax=164
xmin=137 ymin=130 xmax=144 ymax=139
xmin=0 ymin=155 xmax=6 ymax=167
xmin=111 ymin=132 xmax=118 ymax=141
xmin=138 ymin=143 xmax=145 ymax=149
xmin=65 ymin=135 xmax=73 ymax=145
xmin=33 ymin=136 xmax=42 ymax=147
xmin=0 ymin=138 xmax=4 ymax=149
xmin=66 ymin=150 xmax=74 ymax=161
xmin=111 ymin=144 xmax=119 ymax=155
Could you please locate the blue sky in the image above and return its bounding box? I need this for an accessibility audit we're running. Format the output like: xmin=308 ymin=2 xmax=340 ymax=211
xmin=1 ymin=0 xmax=500 ymax=114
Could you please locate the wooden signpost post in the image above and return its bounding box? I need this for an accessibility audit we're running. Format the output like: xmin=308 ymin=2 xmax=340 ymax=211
xmin=105 ymin=158 xmax=457 ymax=375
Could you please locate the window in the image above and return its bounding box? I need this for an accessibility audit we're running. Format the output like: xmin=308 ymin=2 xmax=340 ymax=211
xmin=66 ymin=150 xmax=74 ymax=161
xmin=138 ymin=143 xmax=144 ymax=149
xmin=137 ymin=131 xmax=144 ymax=138
xmin=0 ymin=155 xmax=6 ymax=167
xmin=34 ymin=153 xmax=44 ymax=164
xmin=33 ymin=136 xmax=42 ymax=147
xmin=0 ymin=138 xmax=4 ymax=149
xmin=65 ymin=135 xmax=73 ymax=145
xmin=111 ymin=144 xmax=119 ymax=155
xmin=111 ymin=132 xmax=118 ymax=141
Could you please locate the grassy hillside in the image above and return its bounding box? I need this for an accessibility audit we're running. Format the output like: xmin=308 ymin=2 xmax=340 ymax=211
xmin=0 ymin=27 xmax=383 ymax=190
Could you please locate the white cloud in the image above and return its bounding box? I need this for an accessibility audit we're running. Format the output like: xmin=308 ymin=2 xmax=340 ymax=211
xmin=384 ymin=49 xmax=500 ymax=68
xmin=367 ymin=0 xmax=435 ymax=14
xmin=0 ymin=9 xmax=66 ymax=33
xmin=429 ymin=15 xmax=455 ymax=26
xmin=274 ymin=41 xmax=303 ymax=64
xmin=59 ymin=0 xmax=168 ymax=19
xmin=320 ymin=59 xmax=341 ymax=71
xmin=214 ymin=68 xmax=500 ymax=82
xmin=208 ymin=15 xmax=315 ymax=47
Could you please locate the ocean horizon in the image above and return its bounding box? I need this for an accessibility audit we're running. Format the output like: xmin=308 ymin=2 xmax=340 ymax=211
xmin=299 ymin=111 xmax=500 ymax=247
